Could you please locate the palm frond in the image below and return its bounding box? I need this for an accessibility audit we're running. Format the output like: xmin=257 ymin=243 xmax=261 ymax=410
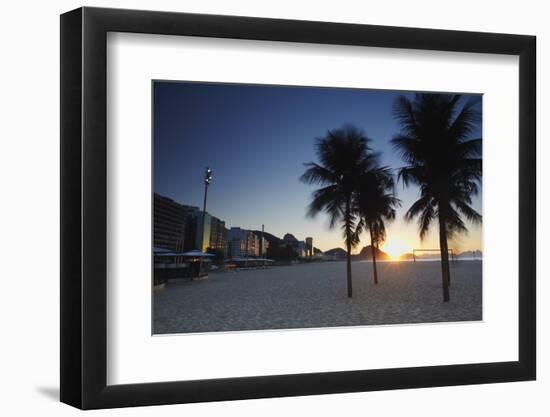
xmin=448 ymin=97 xmax=481 ymax=140
xmin=452 ymin=199 xmax=482 ymax=224
xmin=392 ymin=93 xmax=482 ymax=241
xmin=301 ymin=124 xmax=372 ymax=243
xmin=300 ymin=162 xmax=338 ymax=186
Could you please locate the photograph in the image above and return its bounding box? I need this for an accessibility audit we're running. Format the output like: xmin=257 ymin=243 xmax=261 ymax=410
xmin=53 ymin=3 xmax=539 ymax=412
xmin=152 ymin=81 xmax=483 ymax=335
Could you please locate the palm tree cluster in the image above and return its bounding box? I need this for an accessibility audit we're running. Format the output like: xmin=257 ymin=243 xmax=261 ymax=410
xmin=301 ymin=93 xmax=482 ymax=302
xmin=300 ymin=125 xmax=400 ymax=298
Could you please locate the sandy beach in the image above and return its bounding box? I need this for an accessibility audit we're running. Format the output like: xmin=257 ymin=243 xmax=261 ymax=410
xmin=153 ymin=260 xmax=482 ymax=334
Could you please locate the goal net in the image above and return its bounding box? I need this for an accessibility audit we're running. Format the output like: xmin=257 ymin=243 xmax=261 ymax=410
xmin=412 ymin=248 xmax=457 ymax=262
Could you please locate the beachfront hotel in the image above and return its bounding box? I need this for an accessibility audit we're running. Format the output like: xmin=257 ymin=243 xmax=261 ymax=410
xmin=154 ymin=192 xmax=320 ymax=263
xmin=154 ymin=193 xmax=227 ymax=255
xmin=281 ymin=233 xmax=314 ymax=258
xmin=306 ymin=237 xmax=313 ymax=257
xmin=209 ymin=216 xmax=227 ymax=253
xmin=227 ymin=227 xmax=269 ymax=258
xmin=154 ymin=192 xmax=273 ymax=259
xmin=153 ymin=193 xmax=200 ymax=253
xmin=194 ymin=213 xmax=228 ymax=252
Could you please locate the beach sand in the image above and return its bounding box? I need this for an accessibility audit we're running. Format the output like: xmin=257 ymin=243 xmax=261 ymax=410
xmin=153 ymin=260 xmax=482 ymax=334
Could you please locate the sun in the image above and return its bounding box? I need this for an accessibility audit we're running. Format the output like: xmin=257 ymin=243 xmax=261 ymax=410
xmin=381 ymin=240 xmax=411 ymax=260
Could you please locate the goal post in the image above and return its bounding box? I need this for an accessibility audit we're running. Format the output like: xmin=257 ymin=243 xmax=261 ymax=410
xmin=412 ymin=248 xmax=456 ymax=262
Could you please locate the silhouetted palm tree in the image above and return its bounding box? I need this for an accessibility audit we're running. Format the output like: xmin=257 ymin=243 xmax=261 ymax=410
xmin=301 ymin=125 xmax=374 ymax=298
xmin=391 ymin=94 xmax=482 ymax=302
xmin=354 ymin=166 xmax=401 ymax=284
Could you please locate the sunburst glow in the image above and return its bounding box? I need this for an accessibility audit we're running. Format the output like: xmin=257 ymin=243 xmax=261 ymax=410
xmin=381 ymin=240 xmax=411 ymax=260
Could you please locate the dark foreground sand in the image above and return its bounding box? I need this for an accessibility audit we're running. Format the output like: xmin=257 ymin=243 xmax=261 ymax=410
xmin=153 ymin=260 xmax=482 ymax=334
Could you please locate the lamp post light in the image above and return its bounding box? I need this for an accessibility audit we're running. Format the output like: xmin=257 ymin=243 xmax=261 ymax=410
xmin=198 ymin=167 xmax=213 ymax=277
xmin=203 ymin=167 xmax=212 ymax=216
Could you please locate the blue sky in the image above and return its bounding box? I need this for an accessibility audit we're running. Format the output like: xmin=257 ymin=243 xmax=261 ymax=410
xmin=154 ymin=81 xmax=482 ymax=255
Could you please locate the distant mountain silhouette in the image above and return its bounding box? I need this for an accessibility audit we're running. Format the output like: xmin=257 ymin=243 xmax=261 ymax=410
xmin=357 ymin=245 xmax=391 ymax=260
xmin=282 ymin=233 xmax=299 ymax=244
xmin=324 ymin=246 xmax=391 ymax=261
xmin=456 ymin=250 xmax=483 ymax=258
xmin=396 ymin=250 xmax=482 ymax=260
xmin=252 ymin=230 xmax=282 ymax=246
xmin=323 ymin=248 xmax=347 ymax=258
xmin=252 ymin=230 xmax=322 ymax=254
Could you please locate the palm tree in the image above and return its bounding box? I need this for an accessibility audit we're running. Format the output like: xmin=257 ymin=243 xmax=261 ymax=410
xmin=391 ymin=93 xmax=482 ymax=302
xmin=354 ymin=166 xmax=401 ymax=284
xmin=300 ymin=125 xmax=374 ymax=298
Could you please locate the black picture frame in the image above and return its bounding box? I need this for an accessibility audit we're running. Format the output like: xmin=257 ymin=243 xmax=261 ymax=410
xmin=60 ymin=6 xmax=536 ymax=410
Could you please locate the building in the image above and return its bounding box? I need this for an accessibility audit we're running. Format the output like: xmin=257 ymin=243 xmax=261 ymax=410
xmin=194 ymin=212 xmax=212 ymax=252
xmin=281 ymin=233 xmax=299 ymax=255
xmin=154 ymin=192 xmax=229 ymax=254
xmin=228 ymin=228 xmax=244 ymax=258
xmin=154 ymin=193 xmax=199 ymax=253
xmin=257 ymin=225 xmax=269 ymax=258
xmin=296 ymin=241 xmax=308 ymax=257
xmin=282 ymin=233 xmax=299 ymax=247
xmin=228 ymin=227 xmax=260 ymax=258
xmin=190 ymin=211 xmax=231 ymax=254
xmin=282 ymin=233 xmax=310 ymax=257
xmin=247 ymin=232 xmax=260 ymax=257
xmin=259 ymin=236 xmax=269 ymax=257
xmin=305 ymin=237 xmax=313 ymax=257
xmin=209 ymin=216 xmax=227 ymax=253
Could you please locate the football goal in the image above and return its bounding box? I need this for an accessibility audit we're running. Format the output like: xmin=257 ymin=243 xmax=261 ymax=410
xmin=412 ymin=248 xmax=456 ymax=262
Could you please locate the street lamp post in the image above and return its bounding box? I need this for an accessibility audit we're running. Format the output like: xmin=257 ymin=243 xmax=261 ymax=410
xmin=198 ymin=167 xmax=212 ymax=277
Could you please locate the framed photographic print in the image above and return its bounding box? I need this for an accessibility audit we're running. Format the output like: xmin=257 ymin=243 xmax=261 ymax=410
xmin=60 ymin=7 xmax=536 ymax=409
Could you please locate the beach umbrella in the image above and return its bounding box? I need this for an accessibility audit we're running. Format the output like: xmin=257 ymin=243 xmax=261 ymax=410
xmin=181 ymin=250 xmax=215 ymax=258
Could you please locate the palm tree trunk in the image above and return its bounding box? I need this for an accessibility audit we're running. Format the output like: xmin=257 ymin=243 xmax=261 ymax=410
xmin=346 ymin=237 xmax=353 ymax=298
xmin=345 ymin=198 xmax=353 ymax=298
xmin=369 ymin=227 xmax=378 ymax=285
xmin=442 ymin=230 xmax=451 ymax=286
xmin=438 ymin=212 xmax=451 ymax=302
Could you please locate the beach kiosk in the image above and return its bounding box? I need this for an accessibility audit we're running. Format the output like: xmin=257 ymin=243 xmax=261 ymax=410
xmin=154 ymin=247 xmax=214 ymax=283
xmin=180 ymin=250 xmax=215 ymax=279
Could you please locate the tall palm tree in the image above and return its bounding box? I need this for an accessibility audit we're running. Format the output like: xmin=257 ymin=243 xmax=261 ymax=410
xmin=391 ymin=93 xmax=482 ymax=302
xmin=300 ymin=125 xmax=374 ymax=298
xmin=354 ymin=166 xmax=401 ymax=284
